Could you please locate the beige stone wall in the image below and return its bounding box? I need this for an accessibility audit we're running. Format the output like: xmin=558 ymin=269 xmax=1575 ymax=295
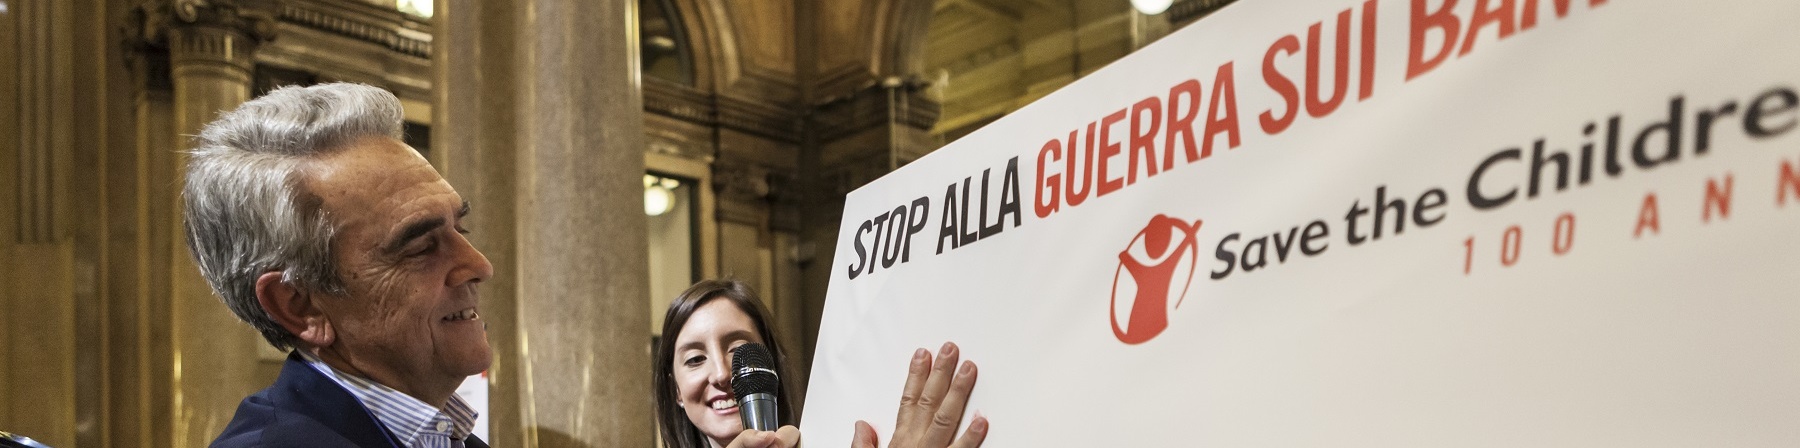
xmin=3 ymin=0 xmax=87 ymax=445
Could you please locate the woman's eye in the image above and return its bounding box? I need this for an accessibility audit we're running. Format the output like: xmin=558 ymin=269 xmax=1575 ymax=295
xmin=683 ymin=355 xmax=705 ymax=367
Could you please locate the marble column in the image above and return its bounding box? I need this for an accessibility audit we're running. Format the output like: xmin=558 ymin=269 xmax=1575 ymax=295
xmin=2 ymin=0 xmax=81 ymax=445
xmin=122 ymin=13 xmax=178 ymax=443
xmin=134 ymin=1 xmax=279 ymax=445
xmin=434 ymin=0 xmax=525 ymax=441
xmin=436 ymin=0 xmax=654 ymax=444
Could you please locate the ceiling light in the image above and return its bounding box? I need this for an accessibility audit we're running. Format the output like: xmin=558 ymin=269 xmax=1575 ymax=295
xmin=398 ymin=0 xmax=433 ymax=18
xmin=644 ymin=175 xmax=679 ymax=216
xmin=1131 ymin=0 xmax=1172 ymax=15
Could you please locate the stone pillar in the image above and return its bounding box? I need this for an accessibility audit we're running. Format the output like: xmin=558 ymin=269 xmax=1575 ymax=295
xmin=2 ymin=0 xmax=81 ymax=445
xmin=122 ymin=10 xmax=179 ymax=444
xmin=433 ymin=0 xmax=525 ymax=441
xmin=129 ymin=1 xmax=279 ymax=445
xmin=436 ymin=0 xmax=654 ymax=444
xmin=513 ymin=0 xmax=654 ymax=443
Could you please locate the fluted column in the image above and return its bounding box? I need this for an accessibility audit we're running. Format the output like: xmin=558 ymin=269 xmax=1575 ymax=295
xmin=128 ymin=1 xmax=280 ymax=445
xmin=2 ymin=0 xmax=81 ymax=445
xmin=122 ymin=14 xmax=178 ymax=443
xmin=437 ymin=0 xmax=653 ymax=444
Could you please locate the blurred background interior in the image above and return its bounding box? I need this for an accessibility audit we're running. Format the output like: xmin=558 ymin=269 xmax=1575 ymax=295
xmin=0 ymin=0 xmax=1234 ymax=445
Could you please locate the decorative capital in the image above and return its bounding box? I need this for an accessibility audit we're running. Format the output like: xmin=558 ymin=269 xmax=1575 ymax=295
xmin=122 ymin=6 xmax=174 ymax=91
xmin=123 ymin=0 xmax=281 ymax=71
xmin=171 ymin=0 xmax=282 ymax=40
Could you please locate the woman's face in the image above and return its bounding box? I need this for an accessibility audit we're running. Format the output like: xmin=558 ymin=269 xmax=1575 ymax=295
xmin=672 ymin=298 xmax=765 ymax=447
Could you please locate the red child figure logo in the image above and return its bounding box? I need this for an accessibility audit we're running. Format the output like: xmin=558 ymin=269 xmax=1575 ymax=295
xmin=1110 ymin=214 xmax=1202 ymax=344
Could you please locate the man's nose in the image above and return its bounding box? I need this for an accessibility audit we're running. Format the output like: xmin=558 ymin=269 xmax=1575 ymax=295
xmin=447 ymin=233 xmax=494 ymax=287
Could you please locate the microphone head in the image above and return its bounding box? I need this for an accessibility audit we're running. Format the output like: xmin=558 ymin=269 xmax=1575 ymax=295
xmin=730 ymin=343 xmax=780 ymax=399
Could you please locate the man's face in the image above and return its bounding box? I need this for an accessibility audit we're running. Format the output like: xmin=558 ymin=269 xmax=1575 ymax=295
xmin=305 ymin=136 xmax=492 ymax=398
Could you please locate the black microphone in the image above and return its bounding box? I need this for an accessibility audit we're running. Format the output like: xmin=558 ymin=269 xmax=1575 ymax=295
xmin=730 ymin=342 xmax=780 ymax=431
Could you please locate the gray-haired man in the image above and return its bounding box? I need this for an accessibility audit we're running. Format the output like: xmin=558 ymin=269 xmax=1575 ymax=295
xmin=189 ymin=83 xmax=979 ymax=448
xmin=189 ymin=83 xmax=497 ymax=448
xmin=192 ymin=83 xmax=803 ymax=448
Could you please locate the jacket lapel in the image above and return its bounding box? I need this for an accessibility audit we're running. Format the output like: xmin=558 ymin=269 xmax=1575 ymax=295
xmin=267 ymin=353 xmax=404 ymax=447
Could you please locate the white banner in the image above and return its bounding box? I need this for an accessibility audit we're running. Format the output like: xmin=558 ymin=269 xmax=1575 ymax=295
xmin=801 ymin=0 xmax=1800 ymax=446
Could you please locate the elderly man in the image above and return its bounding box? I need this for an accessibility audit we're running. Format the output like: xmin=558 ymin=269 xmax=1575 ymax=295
xmin=186 ymin=83 xmax=984 ymax=448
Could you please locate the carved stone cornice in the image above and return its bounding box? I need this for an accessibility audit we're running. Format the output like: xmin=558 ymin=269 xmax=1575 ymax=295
xmin=643 ymin=79 xmax=804 ymax=144
xmin=716 ymin=95 xmax=802 ymax=144
xmin=810 ymin=82 xmax=939 ymax=144
xmin=279 ymin=0 xmax=432 ymax=59
xmin=167 ymin=26 xmax=261 ymax=72
xmin=644 ymin=80 xmax=715 ymax=123
xmin=124 ymin=0 xmax=281 ymax=73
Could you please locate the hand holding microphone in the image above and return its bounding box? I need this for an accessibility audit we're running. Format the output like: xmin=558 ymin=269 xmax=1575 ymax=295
xmin=726 ymin=343 xmax=800 ymax=448
xmin=731 ymin=342 xmax=782 ymax=431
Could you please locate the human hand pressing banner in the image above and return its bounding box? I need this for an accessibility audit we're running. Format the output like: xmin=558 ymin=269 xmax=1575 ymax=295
xmin=726 ymin=426 xmax=801 ymax=448
xmin=851 ymin=343 xmax=988 ymax=448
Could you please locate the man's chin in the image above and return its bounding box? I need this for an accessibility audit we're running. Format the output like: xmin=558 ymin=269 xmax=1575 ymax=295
xmin=463 ymin=348 xmax=494 ymax=376
xmin=442 ymin=340 xmax=493 ymax=378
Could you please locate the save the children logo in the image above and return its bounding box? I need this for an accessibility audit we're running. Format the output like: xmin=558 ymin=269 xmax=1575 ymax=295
xmin=1109 ymin=214 xmax=1203 ymax=345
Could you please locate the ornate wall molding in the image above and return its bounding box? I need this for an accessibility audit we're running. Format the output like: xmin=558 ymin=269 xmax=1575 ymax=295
xmin=643 ymin=79 xmax=804 ymax=143
xmin=167 ymin=26 xmax=261 ymax=71
xmin=644 ymin=80 xmax=715 ymax=123
xmin=280 ymin=0 xmax=431 ymax=58
xmin=713 ymin=160 xmax=772 ymax=202
xmin=716 ymin=94 xmax=802 ymax=143
xmin=125 ymin=0 xmax=279 ymax=73
xmin=712 ymin=159 xmax=773 ymax=225
xmin=810 ymin=82 xmax=938 ymax=143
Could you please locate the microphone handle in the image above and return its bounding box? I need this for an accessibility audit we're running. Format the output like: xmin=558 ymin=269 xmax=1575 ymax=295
xmin=739 ymin=392 xmax=780 ymax=431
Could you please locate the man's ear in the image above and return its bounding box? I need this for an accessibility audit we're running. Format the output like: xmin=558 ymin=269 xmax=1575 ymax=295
xmin=254 ymin=271 xmax=335 ymax=347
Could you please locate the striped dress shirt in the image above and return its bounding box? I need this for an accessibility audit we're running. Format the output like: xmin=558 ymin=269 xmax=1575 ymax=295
xmin=298 ymin=351 xmax=478 ymax=448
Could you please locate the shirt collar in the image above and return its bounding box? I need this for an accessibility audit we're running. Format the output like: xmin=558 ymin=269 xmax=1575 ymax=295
xmin=297 ymin=350 xmax=478 ymax=444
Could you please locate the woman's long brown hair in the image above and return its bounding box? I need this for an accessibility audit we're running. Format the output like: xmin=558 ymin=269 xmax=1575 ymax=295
xmin=653 ymin=278 xmax=797 ymax=447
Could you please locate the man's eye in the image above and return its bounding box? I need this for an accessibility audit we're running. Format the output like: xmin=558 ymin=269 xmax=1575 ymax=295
xmin=455 ymin=226 xmax=471 ymax=235
xmin=407 ymin=238 xmax=438 ymax=257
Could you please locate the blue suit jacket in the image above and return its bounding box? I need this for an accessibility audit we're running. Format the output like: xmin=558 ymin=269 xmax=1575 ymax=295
xmin=211 ymin=353 xmax=490 ymax=448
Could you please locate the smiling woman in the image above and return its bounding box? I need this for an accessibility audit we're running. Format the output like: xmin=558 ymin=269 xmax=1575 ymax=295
xmin=653 ymin=279 xmax=796 ymax=448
